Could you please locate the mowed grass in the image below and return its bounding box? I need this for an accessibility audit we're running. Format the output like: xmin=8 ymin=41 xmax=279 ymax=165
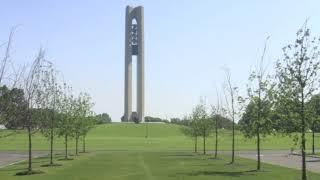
xmin=0 ymin=123 xmax=320 ymax=180
xmin=0 ymin=151 xmax=320 ymax=180
xmin=0 ymin=123 xmax=318 ymax=151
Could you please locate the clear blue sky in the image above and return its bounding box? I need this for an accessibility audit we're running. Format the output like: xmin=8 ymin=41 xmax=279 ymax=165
xmin=1 ymin=0 xmax=320 ymax=121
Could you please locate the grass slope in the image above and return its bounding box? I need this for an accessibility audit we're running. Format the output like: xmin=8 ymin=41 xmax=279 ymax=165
xmin=0 ymin=123 xmax=318 ymax=152
xmin=0 ymin=151 xmax=319 ymax=180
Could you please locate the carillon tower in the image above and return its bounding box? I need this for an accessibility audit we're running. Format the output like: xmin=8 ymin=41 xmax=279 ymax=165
xmin=123 ymin=6 xmax=145 ymax=122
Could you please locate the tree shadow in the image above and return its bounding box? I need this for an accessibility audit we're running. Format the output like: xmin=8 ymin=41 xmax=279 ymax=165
xmin=15 ymin=170 xmax=44 ymax=176
xmin=208 ymin=157 xmax=222 ymax=160
xmin=178 ymin=169 xmax=258 ymax=177
xmin=40 ymin=163 xmax=62 ymax=167
xmin=165 ymin=154 xmax=195 ymax=157
xmin=307 ymin=159 xmax=320 ymax=162
xmin=58 ymin=158 xmax=74 ymax=161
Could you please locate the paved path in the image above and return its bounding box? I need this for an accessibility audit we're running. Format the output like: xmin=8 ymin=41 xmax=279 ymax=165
xmin=235 ymin=150 xmax=320 ymax=173
xmin=0 ymin=151 xmax=47 ymax=168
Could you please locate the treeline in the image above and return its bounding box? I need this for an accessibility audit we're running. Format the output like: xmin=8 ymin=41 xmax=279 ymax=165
xmin=171 ymin=115 xmax=235 ymax=130
xmin=0 ymin=28 xmax=96 ymax=175
xmin=95 ymin=113 xmax=112 ymax=124
xmin=180 ymin=22 xmax=320 ymax=180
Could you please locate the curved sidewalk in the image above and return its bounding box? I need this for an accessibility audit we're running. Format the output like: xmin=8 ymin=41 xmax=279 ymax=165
xmin=235 ymin=150 xmax=320 ymax=173
xmin=0 ymin=151 xmax=47 ymax=168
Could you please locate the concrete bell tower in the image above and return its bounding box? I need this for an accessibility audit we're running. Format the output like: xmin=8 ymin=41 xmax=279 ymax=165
xmin=123 ymin=6 xmax=145 ymax=122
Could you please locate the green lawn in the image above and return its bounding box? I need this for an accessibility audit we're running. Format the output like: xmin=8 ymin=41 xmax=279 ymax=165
xmin=0 ymin=123 xmax=318 ymax=152
xmin=0 ymin=151 xmax=319 ymax=180
xmin=0 ymin=123 xmax=319 ymax=180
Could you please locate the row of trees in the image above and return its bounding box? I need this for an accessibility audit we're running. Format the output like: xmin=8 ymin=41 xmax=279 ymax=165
xmin=181 ymin=22 xmax=320 ymax=180
xmin=240 ymin=22 xmax=320 ymax=180
xmin=0 ymin=28 xmax=96 ymax=175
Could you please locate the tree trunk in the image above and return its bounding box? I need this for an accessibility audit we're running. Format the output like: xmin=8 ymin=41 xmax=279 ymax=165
xmin=145 ymin=122 xmax=149 ymax=138
xmin=231 ymin=118 xmax=235 ymax=163
xmin=76 ymin=135 xmax=79 ymax=155
xmin=194 ymin=136 xmax=198 ymax=153
xmin=231 ymin=95 xmax=235 ymax=164
xmin=83 ymin=136 xmax=86 ymax=153
xmin=257 ymin=126 xmax=261 ymax=170
xmin=50 ymin=128 xmax=53 ymax=165
xmin=65 ymin=134 xmax=68 ymax=160
xmin=27 ymin=125 xmax=32 ymax=172
xmin=301 ymin=92 xmax=307 ymax=180
xmin=203 ymin=133 xmax=206 ymax=155
xmin=257 ymin=85 xmax=261 ymax=170
xmin=215 ymin=119 xmax=218 ymax=158
xmin=312 ymin=123 xmax=315 ymax=154
xmin=302 ymin=125 xmax=307 ymax=180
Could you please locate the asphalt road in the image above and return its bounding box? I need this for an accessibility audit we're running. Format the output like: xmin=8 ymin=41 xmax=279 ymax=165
xmin=236 ymin=150 xmax=320 ymax=173
xmin=0 ymin=151 xmax=47 ymax=168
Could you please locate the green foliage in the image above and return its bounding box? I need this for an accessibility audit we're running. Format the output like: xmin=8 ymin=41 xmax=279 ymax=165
xmin=0 ymin=85 xmax=26 ymax=130
xmin=274 ymin=22 xmax=320 ymax=180
xmin=170 ymin=117 xmax=191 ymax=126
xmin=306 ymin=94 xmax=320 ymax=132
xmin=73 ymin=92 xmax=95 ymax=139
xmin=95 ymin=113 xmax=112 ymax=124
xmin=211 ymin=114 xmax=234 ymax=130
xmin=145 ymin=116 xmax=168 ymax=123
xmin=239 ymin=98 xmax=273 ymax=138
xmin=180 ymin=115 xmax=199 ymax=138
xmin=56 ymin=84 xmax=74 ymax=139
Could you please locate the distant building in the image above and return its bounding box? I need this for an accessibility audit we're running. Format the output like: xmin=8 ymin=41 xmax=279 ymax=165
xmin=0 ymin=125 xmax=6 ymax=130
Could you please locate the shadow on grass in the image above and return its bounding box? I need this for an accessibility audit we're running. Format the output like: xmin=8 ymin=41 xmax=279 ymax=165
xmin=40 ymin=163 xmax=62 ymax=167
xmin=208 ymin=157 xmax=222 ymax=160
xmin=15 ymin=170 xmax=44 ymax=176
xmin=79 ymin=151 xmax=89 ymax=154
xmin=165 ymin=154 xmax=195 ymax=157
xmin=178 ymin=169 xmax=258 ymax=177
xmin=58 ymin=158 xmax=74 ymax=161
xmin=224 ymin=162 xmax=248 ymax=168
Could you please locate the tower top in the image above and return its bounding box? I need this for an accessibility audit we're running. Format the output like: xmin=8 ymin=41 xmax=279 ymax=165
xmin=126 ymin=5 xmax=144 ymax=8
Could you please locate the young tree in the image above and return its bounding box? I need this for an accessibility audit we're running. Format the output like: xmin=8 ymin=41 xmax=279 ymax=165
xmin=223 ymin=69 xmax=239 ymax=164
xmin=81 ymin=116 xmax=96 ymax=153
xmin=57 ymin=83 xmax=74 ymax=160
xmin=191 ymin=99 xmax=210 ymax=155
xmin=240 ymin=37 xmax=274 ymax=170
xmin=199 ymin=118 xmax=211 ymax=155
xmin=73 ymin=92 xmax=94 ymax=155
xmin=239 ymin=98 xmax=273 ymax=169
xmin=275 ymin=22 xmax=320 ymax=180
xmin=38 ymin=63 xmax=61 ymax=166
xmin=20 ymin=48 xmax=48 ymax=174
xmin=306 ymin=94 xmax=320 ymax=154
xmin=180 ymin=115 xmax=200 ymax=153
xmin=211 ymin=91 xmax=224 ymax=158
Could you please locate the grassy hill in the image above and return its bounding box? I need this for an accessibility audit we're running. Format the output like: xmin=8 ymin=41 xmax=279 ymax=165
xmin=0 ymin=123 xmax=318 ymax=152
